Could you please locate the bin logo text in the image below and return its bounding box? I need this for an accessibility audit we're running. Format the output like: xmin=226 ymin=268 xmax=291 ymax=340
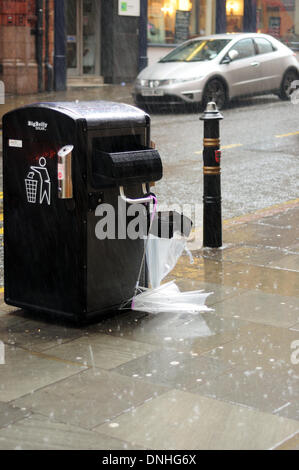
xmin=27 ymin=120 xmax=48 ymax=131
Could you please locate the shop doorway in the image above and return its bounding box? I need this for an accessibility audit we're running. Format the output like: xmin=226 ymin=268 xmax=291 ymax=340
xmin=66 ymin=0 xmax=100 ymax=77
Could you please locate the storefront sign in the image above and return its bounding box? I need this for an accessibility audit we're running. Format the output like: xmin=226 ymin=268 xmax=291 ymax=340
xmin=174 ymin=10 xmax=191 ymax=43
xmin=118 ymin=0 xmax=140 ymax=17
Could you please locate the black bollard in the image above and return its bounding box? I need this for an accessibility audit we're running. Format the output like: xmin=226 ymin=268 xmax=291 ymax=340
xmin=200 ymin=102 xmax=223 ymax=248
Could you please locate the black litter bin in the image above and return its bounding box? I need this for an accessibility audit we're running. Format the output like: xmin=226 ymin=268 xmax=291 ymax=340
xmin=3 ymin=101 xmax=162 ymax=322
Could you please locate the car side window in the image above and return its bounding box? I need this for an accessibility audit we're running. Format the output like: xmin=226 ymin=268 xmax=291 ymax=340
xmin=254 ymin=37 xmax=275 ymax=54
xmin=230 ymin=38 xmax=256 ymax=59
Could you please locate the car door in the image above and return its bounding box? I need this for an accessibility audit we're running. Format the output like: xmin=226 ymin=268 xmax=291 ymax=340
xmin=253 ymin=36 xmax=282 ymax=91
xmin=223 ymin=38 xmax=262 ymax=98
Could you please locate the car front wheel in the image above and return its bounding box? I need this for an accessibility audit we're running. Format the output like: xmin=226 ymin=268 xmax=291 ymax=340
xmin=202 ymin=78 xmax=227 ymax=110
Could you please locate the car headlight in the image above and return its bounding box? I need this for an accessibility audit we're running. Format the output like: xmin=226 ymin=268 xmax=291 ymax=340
xmin=168 ymin=77 xmax=204 ymax=84
xmin=135 ymin=79 xmax=149 ymax=86
xmin=135 ymin=77 xmax=203 ymax=87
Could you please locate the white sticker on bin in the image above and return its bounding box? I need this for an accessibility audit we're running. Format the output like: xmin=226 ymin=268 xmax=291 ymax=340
xmin=9 ymin=139 xmax=23 ymax=148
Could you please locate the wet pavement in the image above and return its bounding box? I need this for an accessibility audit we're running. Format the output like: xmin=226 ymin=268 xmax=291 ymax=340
xmin=0 ymin=198 xmax=298 ymax=450
xmin=0 ymin=86 xmax=299 ymax=450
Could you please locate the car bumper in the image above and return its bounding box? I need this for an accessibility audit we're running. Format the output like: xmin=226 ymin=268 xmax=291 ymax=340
xmin=133 ymin=84 xmax=203 ymax=106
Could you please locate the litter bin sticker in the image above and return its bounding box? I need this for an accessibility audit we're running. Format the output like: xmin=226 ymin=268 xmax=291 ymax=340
xmin=25 ymin=157 xmax=51 ymax=205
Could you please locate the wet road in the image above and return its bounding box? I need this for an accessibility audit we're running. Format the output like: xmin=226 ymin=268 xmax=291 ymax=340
xmin=149 ymin=94 xmax=299 ymax=220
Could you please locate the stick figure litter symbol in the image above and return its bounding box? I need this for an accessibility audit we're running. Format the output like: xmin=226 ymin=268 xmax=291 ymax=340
xmin=25 ymin=157 xmax=51 ymax=205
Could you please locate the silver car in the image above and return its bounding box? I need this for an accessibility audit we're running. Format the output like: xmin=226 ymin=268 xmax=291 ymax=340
xmin=132 ymin=33 xmax=299 ymax=110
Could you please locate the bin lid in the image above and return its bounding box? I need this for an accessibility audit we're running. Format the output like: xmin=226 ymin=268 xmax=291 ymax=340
xmin=5 ymin=101 xmax=150 ymax=130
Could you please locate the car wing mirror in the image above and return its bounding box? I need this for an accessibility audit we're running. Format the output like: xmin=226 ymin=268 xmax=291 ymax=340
xmin=228 ymin=49 xmax=239 ymax=61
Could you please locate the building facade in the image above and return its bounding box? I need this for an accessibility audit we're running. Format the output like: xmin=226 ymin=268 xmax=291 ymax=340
xmin=0 ymin=0 xmax=145 ymax=94
xmin=148 ymin=0 xmax=299 ymax=44
xmin=0 ymin=0 xmax=55 ymax=94
xmin=0 ymin=0 xmax=298 ymax=94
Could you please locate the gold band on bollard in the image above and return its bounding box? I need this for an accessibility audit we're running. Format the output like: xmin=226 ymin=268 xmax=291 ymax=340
xmin=203 ymin=166 xmax=221 ymax=175
xmin=203 ymin=138 xmax=220 ymax=147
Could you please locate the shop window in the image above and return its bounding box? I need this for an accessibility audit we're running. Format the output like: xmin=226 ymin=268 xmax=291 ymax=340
xmin=256 ymin=0 xmax=297 ymax=44
xmin=148 ymin=0 xmax=206 ymax=45
xmin=226 ymin=0 xmax=244 ymax=32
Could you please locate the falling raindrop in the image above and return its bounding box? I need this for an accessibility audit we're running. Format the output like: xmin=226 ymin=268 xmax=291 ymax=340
xmin=109 ymin=422 xmax=119 ymax=428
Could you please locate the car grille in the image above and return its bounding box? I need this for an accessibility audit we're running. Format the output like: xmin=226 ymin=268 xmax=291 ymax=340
xmin=136 ymin=94 xmax=185 ymax=104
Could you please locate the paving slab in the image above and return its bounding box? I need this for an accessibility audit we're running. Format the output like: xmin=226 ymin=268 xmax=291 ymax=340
xmin=12 ymin=368 xmax=168 ymax=430
xmin=0 ymin=345 xmax=88 ymax=402
xmin=201 ymin=244 xmax=299 ymax=271
xmin=95 ymin=389 xmax=299 ymax=450
xmin=173 ymin=254 xmax=299 ymax=297
xmin=45 ymin=333 xmax=158 ymax=369
xmin=0 ymin=413 xmax=145 ymax=450
xmin=0 ymin=402 xmax=31 ymax=428
xmin=223 ymin=221 xmax=299 ymax=250
xmin=203 ymin=323 xmax=299 ymax=370
xmin=112 ymin=348 xmax=233 ymax=391
xmin=273 ymin=431 xmax=299 ymax=450
xmin=191 ymin=363 xmax=299 ymax=421
xmin=208 ymin=290 xmax=299 ymax=328
xmin=0 ymin=316 xmax=85 ymax=351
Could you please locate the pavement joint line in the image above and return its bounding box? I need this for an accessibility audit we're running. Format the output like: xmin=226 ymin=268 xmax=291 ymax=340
xmin=222 ymin=197 xmax=299 ymax=228
xmin=270 ymin=430 xmax=299 ymax=450
xmin=189 ymin=197 xmax=299 ymax=240
xmin=18 ymin=348 xmax=92 ymax=368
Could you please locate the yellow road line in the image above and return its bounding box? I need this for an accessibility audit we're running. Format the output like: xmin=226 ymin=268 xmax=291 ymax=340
xmin=275 ymin=131 xmax=299 ymax=138
xmin=0 ymin=228 xmax=3 ymax=235
xmin=0 ymin=214 xmax=3 ymax=221
xmin=0 ymin=287 xmax=4 ymax=294
xmin=195 ymin=143 xmax=243 ymax=155
xmin=221 ymin=143 xmax=243 ymax=149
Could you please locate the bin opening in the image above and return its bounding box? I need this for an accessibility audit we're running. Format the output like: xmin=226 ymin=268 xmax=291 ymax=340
xmin=92 ymin=136 xmax=162 ymax=188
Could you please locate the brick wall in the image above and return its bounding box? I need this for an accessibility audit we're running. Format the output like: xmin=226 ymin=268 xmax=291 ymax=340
xmin=0 ymin=0 xmax=55 ymax=94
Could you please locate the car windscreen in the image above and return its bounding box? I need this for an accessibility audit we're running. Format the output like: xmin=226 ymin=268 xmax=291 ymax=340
xmin=159 ymin=39 xmax=231 ymax=63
